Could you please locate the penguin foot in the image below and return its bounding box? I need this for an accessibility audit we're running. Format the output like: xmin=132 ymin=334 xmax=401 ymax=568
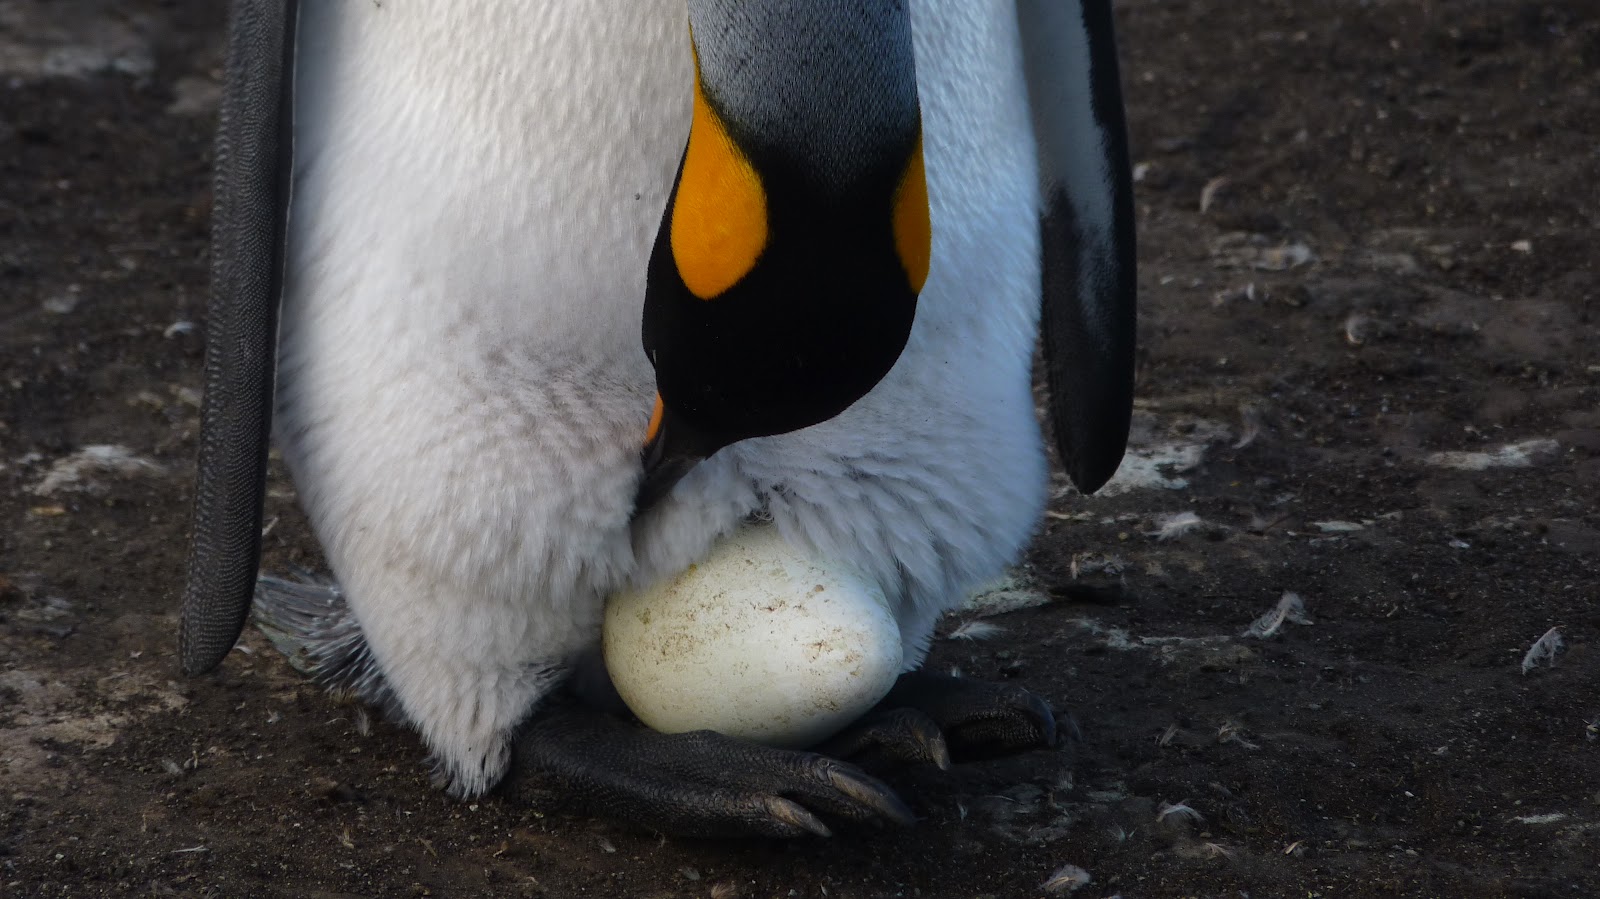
xmin=506 ymin=702 xmax=916 ymax=839
xmin=818 ymin=707 xmax=953 ymax=770
xmin=826 ymin=671 xmax=1060 ymax=768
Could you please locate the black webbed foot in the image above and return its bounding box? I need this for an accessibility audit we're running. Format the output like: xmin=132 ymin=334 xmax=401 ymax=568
xmin=826 ymin=670 xmax=1060 ymax=768
xmin=506 ymin=702 xmax=915 ymax=839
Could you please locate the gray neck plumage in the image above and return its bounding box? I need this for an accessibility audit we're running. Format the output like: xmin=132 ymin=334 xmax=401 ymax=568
xmin=687 ymin=0 xmax=920 ymax=188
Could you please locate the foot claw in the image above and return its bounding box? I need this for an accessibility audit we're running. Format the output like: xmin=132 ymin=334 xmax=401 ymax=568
xmin=821 ymin=765 xmax=916 ymax=827
xmin=764 ymin=797 xmax=832 ymax=838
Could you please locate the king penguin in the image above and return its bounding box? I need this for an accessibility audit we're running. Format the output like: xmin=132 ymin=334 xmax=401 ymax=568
xmin=180 ymin=0 xmax=1136 ymax=839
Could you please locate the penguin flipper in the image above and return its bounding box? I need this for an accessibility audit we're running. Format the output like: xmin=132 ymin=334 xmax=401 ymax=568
xmin=1018 ymin=0 xmax=1137 ymax=494
xmin=179 ymin=0 xmax=300 ymax=675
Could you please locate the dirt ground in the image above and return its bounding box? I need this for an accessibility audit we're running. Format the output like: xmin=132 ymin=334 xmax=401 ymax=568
xmin=3 ymin=1 xmax=1597 ymax=896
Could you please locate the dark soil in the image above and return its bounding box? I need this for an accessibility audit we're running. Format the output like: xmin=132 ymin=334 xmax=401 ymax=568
xmin=3 ymin=1 xmax=1597 ymax=896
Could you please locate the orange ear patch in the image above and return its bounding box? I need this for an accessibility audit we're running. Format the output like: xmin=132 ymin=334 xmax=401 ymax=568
xmin=670 ymin=71 xmax=769 ymax=300
xmin=892 ymin=133 xmax=931 ymax=294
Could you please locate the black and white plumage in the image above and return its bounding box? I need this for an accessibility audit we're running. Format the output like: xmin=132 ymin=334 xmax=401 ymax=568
xmin=180 ymin=0 xmax=1135 ymax=832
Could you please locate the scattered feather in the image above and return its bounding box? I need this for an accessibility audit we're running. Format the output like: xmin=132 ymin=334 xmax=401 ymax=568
xmin=171 ymin=845 xmax=208 ymax=854
xmin=1234 ymin=403 xmax=1264 ymax=449
xmin=1344 ymin=313 xmax=1372 ymax=345
xmin=1363 ymin=251 xmax=1422 ymax=275
xmin=1512 ymin=812 xmax=1567 ymax=825
xmin=1042 ymin=863 xmax=1093 ymax=894
xmin=28 ymin=445 xmax=164 ymax=495
xmin=1217 ymin=720 xmax=1260 ymax=750
xmin=1210 ymin=233 xmax=1316 ymax=270
xmin=43 ymin=293 xmax=80 ymax=314
xmin=963 ymin=573 xmax=1051 ymax=616
xmin=709 ymin=882 xmax=743 ymax=899
xmin=1242 ymin=592 xmax=1314 ymax=639
xmin=1212 ymin=282 xmax=1261 ymax=306
xmin=1312 ymin=520 xmax=1364 ymax=533
xmin=1426 ymin=439 xmax=1561 ymax=471
xmin=1283 ymin=840 xmax=1305 ymax=856
xmin=1521 ymin=626 xmax=1564 ymax=674
xmin=1069 ymin=618 xmax=1139 ymax=651
xmin=129 ymin=390 xmax=166 ymax=411
xmin=1091 ymin=413 xmax=1234 ymax=497
xmin=947 ymin=619 xmax=1004 ymax=642
xmin=1203 ymin=842 xmax=1235 ymax=859
xmin=172 ymin=385 xmax=203 ymax=408
xmin=1262 ymin=242 xmax=1316 ymax=269
xmin=1070 ymin=553 xmax=1126 ymax=580
xmin=1157 ymin=800 xmax=1203 ymax=825
xmin=1147 ymin=511 xmax=1205 ymax=541
xmin=166 ymin=76 xmax=222 ymax=116
xmin=1199 ymin=176 xmax=1229 ymax=213
xmin=1157 ymin=723 xmax=1181 ymax=747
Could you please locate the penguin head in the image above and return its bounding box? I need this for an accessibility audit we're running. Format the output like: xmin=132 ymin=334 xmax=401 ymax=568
xmin=638 ymin=1 xmax=929 ymax=508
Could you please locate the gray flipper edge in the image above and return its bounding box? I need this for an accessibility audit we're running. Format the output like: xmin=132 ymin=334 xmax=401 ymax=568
xmin=179 ymin=0 xmax=299 ymax=675
xmin=1017 ymin=0 xmax=1137 ymax=494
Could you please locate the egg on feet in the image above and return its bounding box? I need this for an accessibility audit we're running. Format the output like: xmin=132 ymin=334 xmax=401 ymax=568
xmin=603 ymin=525 xmax=903 ymax=748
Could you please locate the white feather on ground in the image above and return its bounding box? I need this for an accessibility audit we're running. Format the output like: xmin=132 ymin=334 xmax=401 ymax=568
xmin=962 ymin=573 xmax=1051 ymax=617
xmin=1512 ymin=812 xmax=1567 ymax=825
xmin=28 ymin=445 xmax=164 ymax=495
xmin=1041 ymin=863 xmax=1093 ymax=894
xmin=1157 ymin=800 xmax=1204 ymax=825
xmin=1147 ymin=510 xmax=1205 ymax=541
xmin=945 ymin=619 xmax=1005 ymax=641
xmin=1521 ymin=626 xmax=1564 ymax=674
xmin=1242 ymin=592 xmax=1314 ymax=638
xmin=1426 ymin=438 xmax=1561 ymax=471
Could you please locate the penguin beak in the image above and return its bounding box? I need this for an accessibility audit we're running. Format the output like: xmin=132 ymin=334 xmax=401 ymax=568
xmin=636 ymin=394 xmax=716 ymax=514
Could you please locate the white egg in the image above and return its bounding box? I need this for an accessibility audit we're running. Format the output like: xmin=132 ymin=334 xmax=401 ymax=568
xmin=603 ymin=525 xmax=903 ymax=747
